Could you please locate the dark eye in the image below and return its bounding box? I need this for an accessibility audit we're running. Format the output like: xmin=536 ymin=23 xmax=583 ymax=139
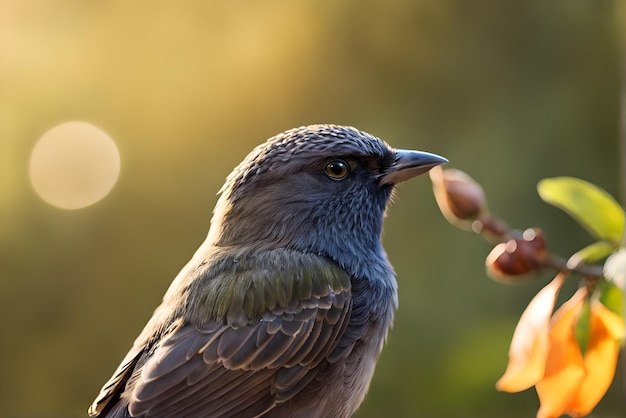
xmin=324 ymin=160 xmax=350 ymax=180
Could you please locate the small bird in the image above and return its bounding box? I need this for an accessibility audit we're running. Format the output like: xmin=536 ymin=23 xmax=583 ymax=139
xmin=88 ymin=124 xmax=447 ymax=418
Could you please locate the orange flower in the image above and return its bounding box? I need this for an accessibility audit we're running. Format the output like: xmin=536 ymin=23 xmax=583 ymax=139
xmin=562 ymin=301 xmax=625 ymax=417
xmin=496 ymin=273 xmax=566 ymax=392
xmin=535 ymin=287 xmax=587 ymax=418
xmin=497 ymin=277 xmax=625 ymax=418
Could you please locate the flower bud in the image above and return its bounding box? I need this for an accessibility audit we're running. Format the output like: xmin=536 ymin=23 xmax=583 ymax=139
xmin=430 ymin=166 xmax=487 ymax=227
xmin=486 ymin=228 xmax=548 ymax=282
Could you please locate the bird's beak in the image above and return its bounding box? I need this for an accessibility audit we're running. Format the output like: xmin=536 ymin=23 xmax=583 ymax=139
xmin=380 ymin=149 xmax=448 ymax=185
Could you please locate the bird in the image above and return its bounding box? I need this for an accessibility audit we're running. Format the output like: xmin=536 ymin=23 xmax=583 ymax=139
xmin=88 ymin=124 xmax=447 ymax=418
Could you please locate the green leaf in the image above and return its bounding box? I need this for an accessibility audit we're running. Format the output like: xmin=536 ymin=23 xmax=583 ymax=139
xmin=574 ymin=297 xmax=591 ymax=356
xmin=537 ymin=177 xmax=624 ymax=245
xmin=603 ymin=249 xmax=626 ymax=317
xmin=598 ymin=278 xmax=624 ymax=317
xmin=567 ymin=241 xmax=615 ymax=269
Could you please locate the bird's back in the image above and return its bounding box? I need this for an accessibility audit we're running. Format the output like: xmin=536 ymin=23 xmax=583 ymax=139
xmin=263 ymin=275 xmax=397 ymax=418
xmin=90 ymin=247 xmax=397 ymax=418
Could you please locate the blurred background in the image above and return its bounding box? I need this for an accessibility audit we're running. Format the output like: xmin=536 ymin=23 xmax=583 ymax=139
xmin=1 ymin=1 xmax=623 ymax=417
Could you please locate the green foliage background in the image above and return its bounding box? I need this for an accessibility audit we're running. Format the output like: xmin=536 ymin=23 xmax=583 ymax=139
xmin=1 ymin=1 xmax=623 ymax=417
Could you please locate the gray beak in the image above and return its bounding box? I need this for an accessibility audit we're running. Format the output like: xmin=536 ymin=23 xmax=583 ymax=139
xmin=380 ymin=149 xmax=448 ymax=185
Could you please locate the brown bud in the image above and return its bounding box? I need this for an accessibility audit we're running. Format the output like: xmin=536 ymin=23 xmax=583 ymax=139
xmin=430 ymin=166 xmax=487 ymax=227
xmin=486 ymin=228 xmax=548 ymax=282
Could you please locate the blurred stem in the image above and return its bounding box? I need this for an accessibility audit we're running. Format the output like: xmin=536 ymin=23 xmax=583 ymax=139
xmin=476 ymin=213 xmax=604 ymax=278
xmin=544 ymin=255 xmax=603 ymax=279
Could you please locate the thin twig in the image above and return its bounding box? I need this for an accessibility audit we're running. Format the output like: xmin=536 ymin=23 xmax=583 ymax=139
xmin=543 ymin=255 xmax=604 ymax=279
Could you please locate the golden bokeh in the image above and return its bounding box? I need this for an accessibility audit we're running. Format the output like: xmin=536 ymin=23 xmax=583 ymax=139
xmin=29 ymin=121 xmax=121 ymax=210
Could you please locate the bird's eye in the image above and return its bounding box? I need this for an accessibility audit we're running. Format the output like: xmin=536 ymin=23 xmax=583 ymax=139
xmin=324 ymin=160 xmax=350 ymax=180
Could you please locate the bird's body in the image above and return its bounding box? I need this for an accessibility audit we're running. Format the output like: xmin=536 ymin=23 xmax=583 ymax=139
xmin=89 ymin=125 xmax=446 ymax=418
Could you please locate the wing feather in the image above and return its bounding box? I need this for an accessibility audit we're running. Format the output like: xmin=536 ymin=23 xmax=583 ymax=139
xmin=90 ymin=251 xmax=353 ymax=418
xmin=125 ymin=283 xmax=350 ymax=417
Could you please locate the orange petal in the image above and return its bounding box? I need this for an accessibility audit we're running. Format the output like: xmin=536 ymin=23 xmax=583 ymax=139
xmin=536 ymin=287 xmax=587 ymax=418
xmin=594 ymin=301 xmax=626 ymax=341
xmin=565 ymin=302 xmax=624 ymax=416
xmin=496 ymin=273 xmax=566 ymax=392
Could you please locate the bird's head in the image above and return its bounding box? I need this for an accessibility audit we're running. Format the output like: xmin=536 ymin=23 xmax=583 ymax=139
xmin=207 ymin=124 xmax=447 ymax=279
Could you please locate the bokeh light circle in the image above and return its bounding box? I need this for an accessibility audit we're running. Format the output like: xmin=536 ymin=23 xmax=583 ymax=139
xmin=29 ymin=121 xmax=121 ymax=210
